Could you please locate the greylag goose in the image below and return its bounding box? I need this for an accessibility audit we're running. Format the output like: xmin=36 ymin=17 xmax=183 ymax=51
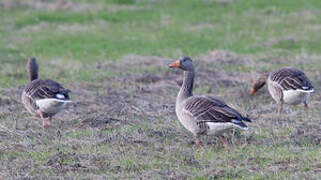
xmin=251 ymin=67 xmax=314 ymax=116
xmin=169 ymin=56 xmax=251 ymax=148
xmin=22 ymin=57 xmax=71 ymax=129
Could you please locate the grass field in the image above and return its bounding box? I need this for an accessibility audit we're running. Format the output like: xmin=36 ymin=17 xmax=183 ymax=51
xmin=0 ymin=0 xmax=321 ymax=179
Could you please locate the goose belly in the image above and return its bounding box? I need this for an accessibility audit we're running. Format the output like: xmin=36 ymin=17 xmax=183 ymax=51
xmin=21 ymin=92 xmax=38 ymax=116
xmin=176 ymin=108 xmax=198 ymax=135
xmin=206 ymin=122 xmax=241 ymax=136
xmin=283 ymin=90 xmax=309 ymax=105
xmin=267 ymin=80 xmax=282 ymax=102
xmin=36 ymin=98 xmax=70 ymax=115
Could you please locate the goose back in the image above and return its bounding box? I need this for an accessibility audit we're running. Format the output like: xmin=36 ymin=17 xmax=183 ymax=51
xmin=22 ymin=79 xmax=71 ymax=117
xmin=177 ymin=95 xmax=250 ymax=136
xmin=267 ymin=67 xmax=313 ymax=105
xmin=269 ymin=67 xmax=313 ymax=91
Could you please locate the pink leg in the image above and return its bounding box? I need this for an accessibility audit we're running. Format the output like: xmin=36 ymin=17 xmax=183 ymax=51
xmin=220 ymin=136 xmax=229 ymax=149
xmin=39 ymin=111 xmax=52 ymax=129
xmin=38 ymin=111 xmax=44 ymax=119
xmin=304 ymin=103 xmax=310 ymax=117
xmin=39 ymin=111 xmax=48 ymax=129
xmin=48 ymin=116 xmax=52 ymax=124
xmin=277 ymin=103 xmax=283 ymax=116
xmin=195 ymin=136 xmax=203 ymax=149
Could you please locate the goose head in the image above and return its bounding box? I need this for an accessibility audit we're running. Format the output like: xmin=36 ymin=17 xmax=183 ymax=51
xmin=169 ymin=56 xmax=194 ymax=71
xmin=251 ymin=72 xmax=269 ymax=95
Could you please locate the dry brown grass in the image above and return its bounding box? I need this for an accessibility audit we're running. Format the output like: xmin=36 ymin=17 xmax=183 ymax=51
xmin=0 ymin=51 xmax=320 ymax=178
xmin=1 ymin=0 xmax=103 ymax=12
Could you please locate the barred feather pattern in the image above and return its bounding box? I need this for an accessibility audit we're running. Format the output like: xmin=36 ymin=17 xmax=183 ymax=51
xmin=270 ymin=67 xmax=313 ymax=91
xmin=22 ymin=79 xmax=70 ymax=117
xmin=183 ymin=96 xmax=248 ymax=132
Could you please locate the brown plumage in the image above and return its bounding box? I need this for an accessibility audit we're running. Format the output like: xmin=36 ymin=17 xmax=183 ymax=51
xmin=270 ymin=67 xmax=313 ymax=91
xmin=170 ymin=56 xmax=251 ymax=148
xmin=184 ymin=96 xmax=249 ymax=126
xmin=251 ymin=67 xmax=314 ymax=116
xmin=21 ymin=57 xmax=71 ymax=129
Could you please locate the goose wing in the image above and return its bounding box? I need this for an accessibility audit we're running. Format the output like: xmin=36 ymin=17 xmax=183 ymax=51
xmin=183 ymin=96 xmax=251 ymax=129
xmin=24 ymin=79 xmax=71 ymax=101
xmin=270 ymin=67 xmax=313 ymax=92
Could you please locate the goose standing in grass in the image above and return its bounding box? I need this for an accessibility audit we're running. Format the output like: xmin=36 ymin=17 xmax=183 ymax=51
xmin=22 ymin=57 xmax=71 ymax=129
xmin=169 ymin=56 xmax=251 ymax=148
xmin=251 ymin=67 xmax=314 ymax=116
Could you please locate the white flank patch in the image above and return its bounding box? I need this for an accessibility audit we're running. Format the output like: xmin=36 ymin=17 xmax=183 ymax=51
xmin=56 ymin=93 xmax=65 ymax=99
xmin=283 ymin=89 xmax=311 ymax=105
xmin=36 ymin=98 xmax=72 ymax=114
xmin=206 ymin=122 xmax=247 ymax=136
xmin=297 ymin=88 xmax=314 ymax=93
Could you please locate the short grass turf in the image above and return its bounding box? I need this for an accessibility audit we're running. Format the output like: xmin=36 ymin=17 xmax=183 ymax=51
xmin=0 ymin=0 xmax=321 ymax=179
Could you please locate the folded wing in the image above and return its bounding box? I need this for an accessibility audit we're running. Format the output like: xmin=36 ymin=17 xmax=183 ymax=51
xmin=270 ymin=67 xmax=313 ymax=92
xmin=183 ymin=96 xmax=251 ymax=129
xmin=24 ymin=79 xmax=71 ymax=101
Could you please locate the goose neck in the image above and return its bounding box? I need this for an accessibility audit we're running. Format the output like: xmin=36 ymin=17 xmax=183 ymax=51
xmin=177 ymin=69 xmax=194 ymax=103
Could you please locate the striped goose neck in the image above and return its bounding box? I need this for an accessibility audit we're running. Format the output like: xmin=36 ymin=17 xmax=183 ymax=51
xmin=253 ymin=72 xmax=269 ymax=92
xmin=177 ymin=69 xmax=194 ymax=102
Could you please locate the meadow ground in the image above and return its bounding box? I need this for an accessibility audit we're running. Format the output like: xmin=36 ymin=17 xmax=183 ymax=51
xmin=0 ymin=0 xmax=321 ymax=179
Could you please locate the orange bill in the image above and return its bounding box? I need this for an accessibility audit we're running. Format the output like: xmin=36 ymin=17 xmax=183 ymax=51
xmin=250 ymin=88 xmax=256 ymax=95
xmin=169 ymin=60 xmax=180 ymax=68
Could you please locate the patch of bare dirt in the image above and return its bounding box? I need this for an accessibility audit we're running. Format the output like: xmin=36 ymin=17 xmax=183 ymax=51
xmin=307 ymin=24 xmax=321 ymax=31
xmin=135 ymin=73 xmax=162 ymax=84
xmin=17 ymin=22 xmax=49 ymax=34
xmin=264 ymin=36 xmax=297 ymax=47
xmin=37 ymin=51 xmax=253 ymax=133
xmin=1 ymin=0 xmax=103 ymax=12
xmin=289 ymin=10 xmax=318 ymax=21
xmin=2 ymin=50 xmax=320 ymax=136
xmin=1 ymin=51 xmax=320 ymax=178
xmin=57 ymin=23 xmax=96 ymax=33
xmin=76 ymin=115 xmax=123 ymax=130
xmin=204 ymin=0 xmax=235 ymax=5
xmin=291 ymin=125 xmax=321 ymax=146
xmin=105 ymin=4 xmax=151 ymax=13
xmin=1 ymin=0 xmax=150 ymax=13
xmin=55 ymin=20 xmax=108 ymax=33
xmin=185 ymin=23 xmax=216 ymax=32
xmin=200 ymin=50 xmax=244 ymax=65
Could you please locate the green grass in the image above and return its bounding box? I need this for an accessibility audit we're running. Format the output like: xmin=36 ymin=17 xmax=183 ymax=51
xmin=0 ymin=0 xmax=321 ymax=179
xmin=1 ymin=0 xmax=321 ymax=87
